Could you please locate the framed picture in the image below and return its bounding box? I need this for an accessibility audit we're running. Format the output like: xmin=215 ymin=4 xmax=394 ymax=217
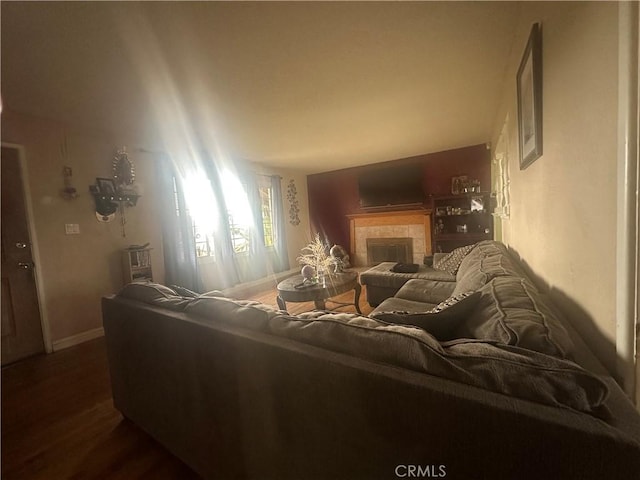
xmin=517 ymin=23 xmax=543 ymax=170
xmin=451 ymin=175 xmax=468 ymax=195
xmin=96 ymin=177 xmax=116 ymax=195
xmin=470 ymin=196 xmax=484 ymax=212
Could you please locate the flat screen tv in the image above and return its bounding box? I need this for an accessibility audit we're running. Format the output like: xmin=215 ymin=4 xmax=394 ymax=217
xmin=358 ymin=165 xmax=425 ymax=208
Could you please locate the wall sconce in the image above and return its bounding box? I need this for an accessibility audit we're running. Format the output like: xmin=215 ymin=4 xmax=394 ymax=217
xmin=61 ymin=166 xmax=78 ymax=199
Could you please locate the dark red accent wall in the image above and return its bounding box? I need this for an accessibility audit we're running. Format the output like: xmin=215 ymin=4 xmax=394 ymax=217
xmin=307 ymin=144 xmax=491 ymax=250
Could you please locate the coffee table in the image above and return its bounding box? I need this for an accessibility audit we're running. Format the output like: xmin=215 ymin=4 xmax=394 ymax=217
xmin=276 ymin=271 xmax=362 ymax=314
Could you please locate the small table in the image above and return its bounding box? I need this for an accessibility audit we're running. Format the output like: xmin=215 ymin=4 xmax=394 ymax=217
xmin=276 ymin=271 xmax=362 ymax=314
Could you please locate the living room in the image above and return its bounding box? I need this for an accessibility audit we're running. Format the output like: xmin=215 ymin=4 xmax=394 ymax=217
xmin=2 ymin=2 xmax=639 ymax=479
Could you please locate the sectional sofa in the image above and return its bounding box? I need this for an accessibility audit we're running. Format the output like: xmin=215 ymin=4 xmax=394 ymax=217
xmin=102 ymin=241 xmax=640 ymax=479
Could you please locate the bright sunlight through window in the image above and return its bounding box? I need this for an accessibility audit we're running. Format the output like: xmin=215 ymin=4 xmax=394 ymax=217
xmin=180 ymin=170 xmax=276 ymax=258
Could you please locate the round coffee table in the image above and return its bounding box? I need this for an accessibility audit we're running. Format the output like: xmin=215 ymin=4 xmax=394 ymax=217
xmin=276 ymin=271 xmax=362 ymax=314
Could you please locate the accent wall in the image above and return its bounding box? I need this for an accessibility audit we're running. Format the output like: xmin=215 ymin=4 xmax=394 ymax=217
xmin=307 ymin=144 xmax=491 ymax=251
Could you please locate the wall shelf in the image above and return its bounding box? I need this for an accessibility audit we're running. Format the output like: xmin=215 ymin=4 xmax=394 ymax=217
xmin=432 ymin=193 xmax=493 ymax=253
xmin=91 ymin=192 xmax=140 ymax=206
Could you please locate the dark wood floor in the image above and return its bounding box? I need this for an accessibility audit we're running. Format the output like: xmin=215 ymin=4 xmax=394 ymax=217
xmin=1 ymin=285 xmax=372 ymax=479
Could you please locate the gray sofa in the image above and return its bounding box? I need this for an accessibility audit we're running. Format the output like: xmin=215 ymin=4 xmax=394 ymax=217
xmin=102 ymin=241 xmax=640 ymax=480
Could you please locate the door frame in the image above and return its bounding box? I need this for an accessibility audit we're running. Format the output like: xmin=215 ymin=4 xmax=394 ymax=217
xmin=2 ymin=142 xmax=52 ymax=353
xmin=616 ymin=2 xmax=639 ymax=405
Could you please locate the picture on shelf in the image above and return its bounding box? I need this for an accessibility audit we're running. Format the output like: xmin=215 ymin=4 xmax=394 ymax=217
xmin=435 ymin=206 xmax=448 ymax=216
xmin=451 ymin=175 xmax=468 ymax=195
xmin=96 ymin=177 xmax=116 ymax=195
xmin=470 ymin=196 xmax=484 ymax=212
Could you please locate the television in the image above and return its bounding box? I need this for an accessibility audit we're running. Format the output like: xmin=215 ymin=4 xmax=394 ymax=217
xmin=358 ymin=164 xmax=425 ymax=208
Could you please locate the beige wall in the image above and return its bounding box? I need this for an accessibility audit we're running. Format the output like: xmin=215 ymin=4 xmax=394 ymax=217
xmin=492 ymin=2 xmax=619 ymax=375
xmin=280 ymin=170 xmax=312 ymax=269
xmin=2 ymin=110 xmax=166 ymax=346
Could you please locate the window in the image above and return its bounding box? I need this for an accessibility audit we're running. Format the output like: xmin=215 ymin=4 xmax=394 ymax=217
xmin=227 ymin=212 xmax=251 ymax=253
xmin=221 ymin=169 xmax=253 ymax=254
xmin=180 ymin=175 xmax=218 ymax=259
xmin=181 ymin=169 xmax=277 ymax=257
xmin=194 ymin=224 xmax=215 ymax=258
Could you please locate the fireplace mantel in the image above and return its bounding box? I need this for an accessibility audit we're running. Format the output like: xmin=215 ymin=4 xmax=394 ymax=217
xmin=346 ymin=209 xmax=432 ymax=266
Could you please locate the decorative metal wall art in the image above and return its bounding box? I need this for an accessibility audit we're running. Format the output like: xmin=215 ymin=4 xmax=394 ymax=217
xmin=112 ymin=147 xmax=136 ymax=190
xmin=287 ymin=179 xmax=301 ymax=226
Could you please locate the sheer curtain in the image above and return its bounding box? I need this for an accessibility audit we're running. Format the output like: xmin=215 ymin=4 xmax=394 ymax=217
xmin=158 ymin=153 xmax=290 ymax=291
xmin=270 ymin=174 xmax=290 ymax=273
xmin=230 ymin=167 xmax=290 ymax=283
xmin=156 ymin=155 xmax=203 ymax=292
xmin=201 ymin=157 xmax=241 ymax=288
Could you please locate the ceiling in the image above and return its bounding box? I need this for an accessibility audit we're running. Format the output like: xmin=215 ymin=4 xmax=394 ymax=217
xmin=1 ymin=2 xmax=522 ymax=173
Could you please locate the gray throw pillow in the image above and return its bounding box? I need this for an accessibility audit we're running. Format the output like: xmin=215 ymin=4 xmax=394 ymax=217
xmin=390 ymin=263 xmax=420 ymax=273
xmin=433 ymin=244 xmax=476 ymax=275
xmin=371 ymin=291 xmax=481 ymax=341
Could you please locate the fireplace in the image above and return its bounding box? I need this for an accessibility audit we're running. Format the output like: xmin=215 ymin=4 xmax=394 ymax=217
xmin=366 ymin=237 xmax=413 ymax=265
xmin=347 ymin=209 xmax=432 ymax=266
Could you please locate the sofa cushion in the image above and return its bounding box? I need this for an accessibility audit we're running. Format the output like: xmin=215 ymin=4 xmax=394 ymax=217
xmin=454 ymin=241 xmax=533 ymax=294
xmin=266 ymin=311 xmax=608 ymax=414
xmin=370 ymin=291 xmax=481 ymax=341
xmin=117 ymin=282 xmax=195 ymax=311
xmin=373 ymin=297 xmax=439 ymax=315
xmin=185 ymin=296 xmax=284 ymax=330
xmin=169 ymin=285 xmax=199 ymax=297
xmin=394 ymin=278 xmax=457 ymax=304
xmin=199 ymin=289 xmax=227 ymax=298
xmin=180 ymin=297 xmax=608 ymax=413
xmin=433 ymin=244 xmax=476 ymax=275
xmin=455 ymin=276 xmax=576 ymax=359
xmin=119 ymin=282 xmax=178 ymax=301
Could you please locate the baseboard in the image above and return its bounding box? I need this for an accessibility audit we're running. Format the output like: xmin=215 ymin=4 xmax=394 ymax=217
xmin=52 ymin=327 xmax=105 ymax=352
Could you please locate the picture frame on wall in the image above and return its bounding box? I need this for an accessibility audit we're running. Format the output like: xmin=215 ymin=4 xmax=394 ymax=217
xmin=96 ymin=177 xmax=116 ymax=196
xmin=517 ymin=23 xmax=543 ymax=170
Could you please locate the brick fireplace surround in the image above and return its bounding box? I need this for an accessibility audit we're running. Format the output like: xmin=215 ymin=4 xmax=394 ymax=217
xmin=346 ymin=209 xmax=432 ymax=266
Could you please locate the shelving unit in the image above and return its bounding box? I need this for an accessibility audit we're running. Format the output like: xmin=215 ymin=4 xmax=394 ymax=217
xmin=431 ymin=193 xmax=493 ymax=253
xmin=122 ymin=247 xmax=153 ymax=284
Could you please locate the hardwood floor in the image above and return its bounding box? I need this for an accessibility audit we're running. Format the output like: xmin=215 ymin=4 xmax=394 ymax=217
xmin=1 ymin=283 xmax=373 ymax=479
xmin=1 ymin=337 xmax=201 ymax=480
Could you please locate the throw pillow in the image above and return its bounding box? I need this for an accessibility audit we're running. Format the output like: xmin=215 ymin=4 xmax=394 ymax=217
xmin=390 ymin=263 xmax=420 ymax=273
xmin=433 ymin=244 xmax=476 ymax=275
xmin=371 ymin=291 xmax=481 ymax=341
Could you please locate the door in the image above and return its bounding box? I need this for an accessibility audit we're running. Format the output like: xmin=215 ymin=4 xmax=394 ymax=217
xmin=1 ymin=145 xmax=45 ymax=364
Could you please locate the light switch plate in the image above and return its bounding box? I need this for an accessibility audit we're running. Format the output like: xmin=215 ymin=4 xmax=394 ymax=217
xmin=65 ymin=223 xmax=80 ymax=235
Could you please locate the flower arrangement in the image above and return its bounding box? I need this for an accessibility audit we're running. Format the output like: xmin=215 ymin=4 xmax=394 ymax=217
xmin=297 ymin=234 xmax=332 ymax=280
